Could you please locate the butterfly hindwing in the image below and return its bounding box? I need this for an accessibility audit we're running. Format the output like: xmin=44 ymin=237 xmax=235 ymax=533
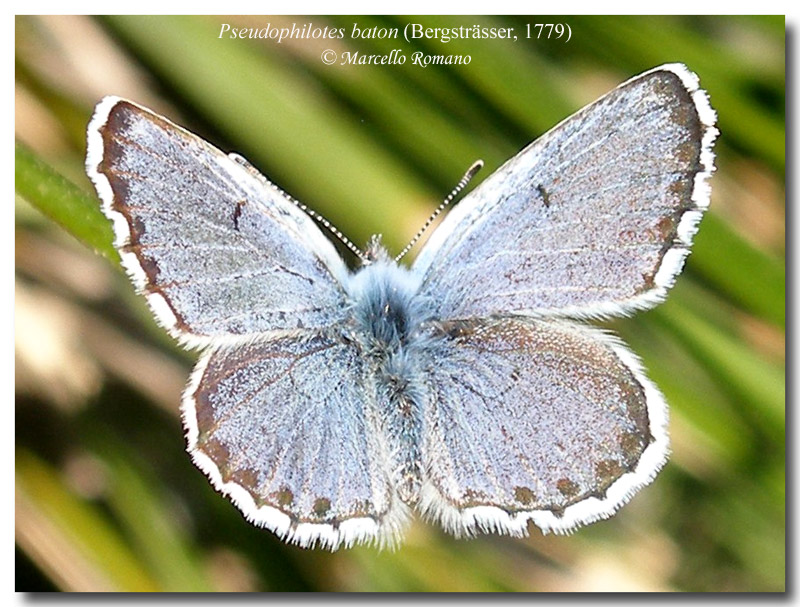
xmin=183 ymin=332 xmax=406 ymax=549
xmin=419 ymin=318 xmax=668 ymax=536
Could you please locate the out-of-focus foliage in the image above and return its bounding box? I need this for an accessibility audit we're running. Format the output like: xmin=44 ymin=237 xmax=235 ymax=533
xmin=15 ymin=15 xmax=784 ymax=592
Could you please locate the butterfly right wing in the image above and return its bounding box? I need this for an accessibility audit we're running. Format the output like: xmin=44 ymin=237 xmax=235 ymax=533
xmin=86 ymin=97 xmax=350 ymax=347
xmin=412 ymin=64 xmax=717 ymax=322
xmin=183 ymin=331 xmax=405 ymax=549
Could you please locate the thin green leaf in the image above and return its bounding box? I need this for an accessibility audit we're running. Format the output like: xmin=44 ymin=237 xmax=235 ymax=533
xmin=653 ymin=303 xmax=784 ymax=439
xmin=15 ymin=141 xmax=116 ymax=262
xmin=689 ymin=213 xmax=785 ymax=328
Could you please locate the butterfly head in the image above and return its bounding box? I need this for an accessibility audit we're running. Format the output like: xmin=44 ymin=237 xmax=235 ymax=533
xmin=361 ymin=234 xmax=392 ymax=266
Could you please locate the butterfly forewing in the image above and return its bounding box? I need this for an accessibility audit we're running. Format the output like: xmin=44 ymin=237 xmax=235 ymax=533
xmin=412 ymin=65 xmax=717 ymax=321
xmin=86 ymin=97 xmax=349 ymax=345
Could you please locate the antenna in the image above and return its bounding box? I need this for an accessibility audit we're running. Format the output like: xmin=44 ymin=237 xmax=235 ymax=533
xmin=395 ymin=160 xmax=484 ymax=263
xmin=291 ymin=200 xmax=368 ymax=263
xmin=229 ymin=152 xmax=368 ymax=263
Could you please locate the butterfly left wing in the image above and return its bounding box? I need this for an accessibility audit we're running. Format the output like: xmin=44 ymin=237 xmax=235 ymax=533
xmin=86 ymin=97 xmax=350 ymax=346
xmin=183 ymin=332 xmax=406 ymax=549
xmin=412 ymin=64 xmax=717 ymax=322
xmin=418 ymin=318 xmax=668 ymax=536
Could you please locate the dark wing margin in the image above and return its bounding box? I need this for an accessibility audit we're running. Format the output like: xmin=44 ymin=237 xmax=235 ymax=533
xmin=182 ymin=333 xmax=407 ymax=549
xmin=419 ymin=318 xmax=669 ymax=537
xmin=86 ymin=96 xmax=350 ymax=347
xmin=413 ymin=63 xmax=718 ymax=322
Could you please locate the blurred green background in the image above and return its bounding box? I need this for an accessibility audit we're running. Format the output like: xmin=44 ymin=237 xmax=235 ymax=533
xmin=15 ymin=15 xmax=785 ymax=592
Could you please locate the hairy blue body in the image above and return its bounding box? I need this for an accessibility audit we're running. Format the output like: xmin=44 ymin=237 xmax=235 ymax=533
xmin=346 ymin=252 xmax=434 ymax=503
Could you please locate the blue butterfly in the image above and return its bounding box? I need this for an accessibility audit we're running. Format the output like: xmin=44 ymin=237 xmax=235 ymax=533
xmin=86 ymin=63 xmax=717 ymax=549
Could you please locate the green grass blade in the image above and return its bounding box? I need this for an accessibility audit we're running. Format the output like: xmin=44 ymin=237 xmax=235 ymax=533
xmin=653 ymin=303 xmax=784 ymax=438
xmin=15 ymin=141 xmax=116 ymax=262
xmin=99 ymin=444 xmax=214 ymax=592
xmin=689 ymin=213 xmax=785 ymax=328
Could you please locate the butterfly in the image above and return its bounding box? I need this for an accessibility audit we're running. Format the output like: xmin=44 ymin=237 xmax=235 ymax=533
xmin=85 ymin=63 xmax=717 ymax=550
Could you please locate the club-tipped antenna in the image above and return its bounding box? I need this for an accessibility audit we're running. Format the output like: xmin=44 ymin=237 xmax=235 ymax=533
xmin=395 ymin=160 xmax=484 ymax=263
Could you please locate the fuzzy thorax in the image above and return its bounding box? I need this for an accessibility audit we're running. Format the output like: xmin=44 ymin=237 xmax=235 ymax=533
xmin=346 ymin=247 xmax=429 ymax=355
